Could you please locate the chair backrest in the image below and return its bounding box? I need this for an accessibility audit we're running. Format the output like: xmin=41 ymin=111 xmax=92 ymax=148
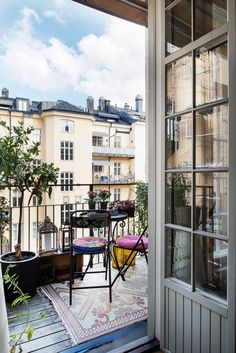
xmin=70 ymin=209 xmax=111 ymax=229
xmin=134 ymin=225 xmax=148 ymax=248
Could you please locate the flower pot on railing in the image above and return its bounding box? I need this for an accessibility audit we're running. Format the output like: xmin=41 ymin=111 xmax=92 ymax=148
xmin=89 ymin=202 xmax=96 ymax=210
xmin=100 ymin=201 xmax=108 ymax=210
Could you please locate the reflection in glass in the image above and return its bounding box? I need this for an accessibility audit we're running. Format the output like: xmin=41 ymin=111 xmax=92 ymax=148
xmin=165 ymin=0 xmax=175 ymax=7
xmin=195 ymin=236 xmax=227 ymax=299
xmin=195 ymin=0 xmax=227 ymax=39
xmin=166 ymin=173 xmax=192 ymax=227
xmin=166 ymin=54 xmax=192 ymax=114
xmin=195 ymin=172 xmax=228 ymax=235
xmin=196 ymin=43 xmax=228 ymax=106
xmin=195 ymin=105 xmax=228 ymax=168
xmin=166 ymin=114 xmax=192 ymax=169
xmin=166 ymin=228 xmax=191 ymax=284
xmin=165 ymin=0 xmax=191 ymax=56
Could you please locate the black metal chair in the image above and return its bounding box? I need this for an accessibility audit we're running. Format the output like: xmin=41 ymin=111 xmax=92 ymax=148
xmin=111 ymin=225 xmax=148 ymax=287
xmin=69 ymin=209 xmax=112 ymax=305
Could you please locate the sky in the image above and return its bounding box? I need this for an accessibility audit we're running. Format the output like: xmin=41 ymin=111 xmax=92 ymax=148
xmin=0 ymin=0 xmax=146 ymax=110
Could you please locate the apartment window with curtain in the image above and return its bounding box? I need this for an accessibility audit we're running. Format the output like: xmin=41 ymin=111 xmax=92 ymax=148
xmin=60 ymin=141 xmax=74 ymax=161
xmin=165 ymin=0 xmax=228 ymax=301
xmin=61 ymin=172 xmax=74 ymax=191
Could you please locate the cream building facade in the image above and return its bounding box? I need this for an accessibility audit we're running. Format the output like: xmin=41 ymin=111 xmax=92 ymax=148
xmin=0 ymin=91 xmax=146 ymax=252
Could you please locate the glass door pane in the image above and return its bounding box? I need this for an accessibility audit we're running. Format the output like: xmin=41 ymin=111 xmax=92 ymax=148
xmin=195 ymin=104 xmax=228 ymax=168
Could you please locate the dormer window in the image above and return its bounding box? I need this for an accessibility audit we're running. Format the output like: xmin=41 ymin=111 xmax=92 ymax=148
xmin=61 ymin=120 xmax=74 ymax=133
xmin=16 ymin=99 xmax=29 ymax=111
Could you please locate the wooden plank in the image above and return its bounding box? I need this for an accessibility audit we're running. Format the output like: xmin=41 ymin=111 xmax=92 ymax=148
xmin=17 ymin=330 xmax=70 ymax=352
xmin=176 ymin=293 xmax=184 ymax=353
xmin=7 ymin=302 xmax=52 ymax=319
xmin=72 ymin=0 xmax=148 ymax=27
xmin=168 ymin=289 xmax=176 ymax=353
xmin=9 ymin=315 xmax=61 ymax=335
xmin=201 ymin=307 xmax=210 ymax=353
xmin=183 ymin=297 xmax=191 ymax=353
xmin=211 ymin=312 xmax=221 ymax=353
xmin=192 ymin=302 xmax=201 ymax=353
xmin=32 ymin=339 xmax=72 ymax=353
xmin=8 ymin=308 xmax=56 ymax=327
xmin=164 ymin=287 xmax=169 ymax=349
xmin=15 ymin=322 xmax=68 ymax=344
xmin=221 ymin=316 xmax=228 ymax=353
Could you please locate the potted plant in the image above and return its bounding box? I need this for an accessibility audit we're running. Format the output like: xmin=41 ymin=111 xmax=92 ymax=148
xmin=97 ymin=189 xmax=111 ymax=209
xmin=84 ymin=190 xmax=98 ymax=209
xmin=0 ymin=121 xmax=59 ymax=302
xmin=109 ymin=200 xmax=135 ymax=217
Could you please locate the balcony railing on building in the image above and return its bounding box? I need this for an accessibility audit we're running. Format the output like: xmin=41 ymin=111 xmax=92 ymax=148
xmin=0 ymin=183 xmax=136 ymax=256
xmin=93 ymin=174 xmax=135 ymax=184
xmin=92 ymin=145 xmax=135 ymax=158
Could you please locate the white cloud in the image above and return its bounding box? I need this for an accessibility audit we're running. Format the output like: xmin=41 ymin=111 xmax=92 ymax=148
xmin=44 ymin=10 xmax=65 ymax=24
xmin=0 ymin=8 xmax=145 ymax=108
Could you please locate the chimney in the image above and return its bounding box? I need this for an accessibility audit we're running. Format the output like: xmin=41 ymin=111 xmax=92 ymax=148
xmin=87 ymin=96 xmax=94 ymax=113
xmin=2 ymin=88 xmax=9 ymax=98
xmin=135 ymin=94 xmax=143 ymax=113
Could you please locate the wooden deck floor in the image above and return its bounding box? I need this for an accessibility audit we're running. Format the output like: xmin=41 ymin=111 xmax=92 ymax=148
xmin=7 ymin=291 xmax=73 ymax=353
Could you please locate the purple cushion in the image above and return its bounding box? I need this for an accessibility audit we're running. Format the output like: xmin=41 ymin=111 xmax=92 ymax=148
xmin=73 ymin=237 xmax=107 ymax=254
xmin=116 ymin=235 xmax=148 ymax=250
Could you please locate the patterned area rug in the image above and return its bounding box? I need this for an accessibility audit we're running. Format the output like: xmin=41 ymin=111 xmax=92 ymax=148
xmin=41 ymin=257 xmax=148 ymax=344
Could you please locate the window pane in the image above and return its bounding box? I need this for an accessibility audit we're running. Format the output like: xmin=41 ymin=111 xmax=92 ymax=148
xmin=195 ymin=236 xmax=227 ymax=299
xmin=166 ymin=228 xmax=191 ymax=284
xmin=165 ymin=0 xmax=191 ymax=56
xmin=195 ymin=0 xmax=227 ymax=40
xmin=166 ymin=173 xmax=192 ymax=228
xmin=195 ymin=104 xmax=228 ymax=168
xmin=166 ymin=54 xmax=192 ymax=114
xmin=166 ymin=114 xmax=192 ymax=169
xmin=195 ymin=172 xmax=228 ymax=235
xmin=196 ymin=43 xmax=228 ymax=106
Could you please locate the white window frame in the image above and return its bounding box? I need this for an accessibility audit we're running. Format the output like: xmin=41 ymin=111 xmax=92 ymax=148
xmin=60 ymin=141 xmax=74 ymax=161
xmin=114 ymin=135 xmax=121 ymax=148
xmin=32 ymin=129 xmax=41 ymax=143
xmin=61 ymin=120 xmax=74 ymax=133
xmin=61 ymin=172 xmax=74 ymax=191
xmin=12 ymin=190 xmax=21 ymax=207
xmin=92 ymin=136 xmax=103 ymax=146
xmin=114 ymin=162 xmax=121 ymax=176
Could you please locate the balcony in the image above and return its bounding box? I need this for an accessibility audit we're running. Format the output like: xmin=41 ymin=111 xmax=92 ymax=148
xmin=0 ymin=185 xmax=151 ymax=353
xmin=93 ymin=174 xmax=135 ymax=184
xmin=92 ymin=145 xmax=135 ymax=158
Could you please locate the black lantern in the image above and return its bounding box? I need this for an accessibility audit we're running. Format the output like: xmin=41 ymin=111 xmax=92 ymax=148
xmin=38 ymin=216 xmax=58 ymax=254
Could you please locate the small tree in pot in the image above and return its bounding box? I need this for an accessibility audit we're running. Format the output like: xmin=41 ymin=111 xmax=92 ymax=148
xmin=0 ymin=121 xmax=59 ymax=301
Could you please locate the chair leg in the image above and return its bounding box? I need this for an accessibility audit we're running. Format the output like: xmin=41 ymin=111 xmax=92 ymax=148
xmin=81 ymin=255 xmax=93 ymax=280
xmin=69 ymin=253 xmax=74 ymax=306
xmin=107 ymin=249 xmax=112 ymax=303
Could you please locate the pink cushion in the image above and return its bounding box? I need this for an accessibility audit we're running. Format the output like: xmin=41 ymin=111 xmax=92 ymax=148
xmin=73 ymin=237 xmax=107 ymax=253
xmin=116 ymin=235 xmax=148 ymax=250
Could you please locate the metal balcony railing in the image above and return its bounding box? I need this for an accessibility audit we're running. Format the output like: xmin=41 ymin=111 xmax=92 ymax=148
xmin=0 ymin=183 xmax=136 ymax=255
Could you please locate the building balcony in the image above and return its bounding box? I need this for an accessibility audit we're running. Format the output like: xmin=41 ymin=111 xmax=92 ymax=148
xmin=93 ymin=174 xmax=135 ymax=184
xmin=92 ymin=145 xmax=135 ymax=158
xmin=1 ymin=183 xmax=151 ymax=352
